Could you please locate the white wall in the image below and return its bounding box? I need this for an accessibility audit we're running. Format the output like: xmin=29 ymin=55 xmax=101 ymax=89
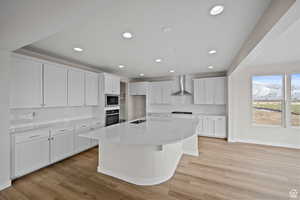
xmin=228 ymin=62 xmax=300 ymax=149
xmin=148 ymin=75 xmax=226 ymax=115
xmin=0 ymin=51 xmax=11 ymax=190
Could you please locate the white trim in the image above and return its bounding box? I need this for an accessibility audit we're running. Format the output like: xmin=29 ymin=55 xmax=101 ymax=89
xmin=0 ymin=180 xmax=11 ymax=191
xmin=183 ymin=150 xmax=199 ymax=157
xmin=230 ymin=138 xmax=300 ymax=149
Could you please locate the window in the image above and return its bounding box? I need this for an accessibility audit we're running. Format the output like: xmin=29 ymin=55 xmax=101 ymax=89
xmin=252 ymin=75 xmax=284 ymax=126
xmin=290 ymin=74 xmax=300 ymax=127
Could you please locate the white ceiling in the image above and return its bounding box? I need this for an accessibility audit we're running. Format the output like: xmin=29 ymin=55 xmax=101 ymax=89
xmin=27 ymin=0 xmax=271 ymax=78
xmin=241 ymin=1 xmax=300 ymax=67
xmin=0 ymin=0 xmax=102 ymax=51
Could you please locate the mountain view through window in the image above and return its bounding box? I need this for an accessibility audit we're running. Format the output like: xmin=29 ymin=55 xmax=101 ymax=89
xmin=252 ymin=75 xmax=283 ymax=126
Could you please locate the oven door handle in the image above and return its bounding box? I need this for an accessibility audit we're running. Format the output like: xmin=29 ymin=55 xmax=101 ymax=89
xmin=106 ymin=113 xmax=119 ymax=116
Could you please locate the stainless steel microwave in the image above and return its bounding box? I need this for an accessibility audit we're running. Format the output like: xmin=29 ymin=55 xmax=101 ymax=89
xmin=105 ymin=95 xmax=119 ymax=106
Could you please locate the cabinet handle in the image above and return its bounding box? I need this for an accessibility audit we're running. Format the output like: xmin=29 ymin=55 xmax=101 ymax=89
xmin=81 ymin=125 xmax=87 ymax=128
xmin=59 ymin=129 xmax=67 ymax=132
xmin=29 ymin=135 xmax=41 ymax=139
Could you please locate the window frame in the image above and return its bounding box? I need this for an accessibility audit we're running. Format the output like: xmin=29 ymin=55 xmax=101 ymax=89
xmin=287 ymin=73 xmax=300 ymax=128
xmin=250 ymin=74 xmax=285 ymax=128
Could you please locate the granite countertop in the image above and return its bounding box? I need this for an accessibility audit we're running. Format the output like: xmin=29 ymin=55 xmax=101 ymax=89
xmin=10 ymin=117 xmax=102 ymax=134
xmin=80 ymin=115 xmax=199 ymax=146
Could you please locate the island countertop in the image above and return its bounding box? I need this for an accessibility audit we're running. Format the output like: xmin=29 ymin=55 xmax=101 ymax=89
xmin=81 ymin=115 xmax=199 ymax=145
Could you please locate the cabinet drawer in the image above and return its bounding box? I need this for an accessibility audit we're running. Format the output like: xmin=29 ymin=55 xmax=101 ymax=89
xmin=15 ymin=129 xmax=50 ymax=144
xmin=51 ymin=127 xmax=74 ymax=136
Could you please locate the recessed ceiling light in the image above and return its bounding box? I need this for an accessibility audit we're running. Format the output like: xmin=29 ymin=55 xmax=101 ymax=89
xmin=169 ymin=70 xmax=175 ymax=73
xmin=155 ymin=58 xmax=162 ymax=63
xmin=73 ymin=47 xmax=83 ymax=52
xmin=210 ymin=5 xmax=224 ymax=16
xmin=162 ymin=26 xmax=172 ymax=33
xmin=122 ymin=32 xmax=133 ymax=39
xmin=140 ymin=73 xmax=144 ymax=77
xmin=118 ymin=65 xmax=125 ymax=68
xmin=209 ymin=50 xmax=217 ymax=54
xmin=208 ymin=65 xmax=214 ymax=69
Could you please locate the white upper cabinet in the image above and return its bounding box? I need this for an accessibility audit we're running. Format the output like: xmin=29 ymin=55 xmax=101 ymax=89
xmin=44 ymin=63 xmax=68 ymax=107
xmin=193 ymin=77 xmax=226 ymax=105
xmin=68 ymin=69 xmax=85 ymax=106
xmin=149 ymin=81 xmax=172 ymax=105
xmin=104 ymin=73 xmax=120 ymax=95
xmin=85 ymin=71 xmax=99 ymax=106
xmin=10 ymin=56 xmax=43 ymax=108
xmin=129 ymin=82 xmax=149 ymax=95
xmin=214 ymin=77 xmax=226 ymax=104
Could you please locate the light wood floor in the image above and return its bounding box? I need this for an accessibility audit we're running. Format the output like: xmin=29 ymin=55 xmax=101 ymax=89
xmin=1 ymin=137 xmax=299 ymax=200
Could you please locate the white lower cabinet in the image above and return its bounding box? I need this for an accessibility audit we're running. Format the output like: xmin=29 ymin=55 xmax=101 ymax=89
xmin=12 ymin=123 xmax=100 ymax=179
xmin=74 ymin=123 xmax=92 ymax=153
xmin=13 ymin=129 xmax=50 ymax=178
xmin=197 ymin=115 xmax=226 ymax=138
xmin=50 ymin=127 xmax=74 ymax=163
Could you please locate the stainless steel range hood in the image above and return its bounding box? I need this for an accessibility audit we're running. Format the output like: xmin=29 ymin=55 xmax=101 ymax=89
xmin=172 ymin=75 xmax=192 ymax=96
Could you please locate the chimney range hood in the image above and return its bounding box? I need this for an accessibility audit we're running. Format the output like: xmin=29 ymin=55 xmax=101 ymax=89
xmin=172 ymin=75 xmax=192 ymax=96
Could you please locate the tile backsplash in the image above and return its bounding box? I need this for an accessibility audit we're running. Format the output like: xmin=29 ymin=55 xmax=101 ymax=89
xmin=10 ymin=106 xmax=99 ymax=125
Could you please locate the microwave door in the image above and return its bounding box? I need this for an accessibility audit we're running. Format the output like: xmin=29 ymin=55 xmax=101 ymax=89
xmin=106 ymin=95 xmax=119 ymax=106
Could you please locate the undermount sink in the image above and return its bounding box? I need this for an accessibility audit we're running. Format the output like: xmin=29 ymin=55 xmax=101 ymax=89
xmin=130 ymin=120 xmax=146 ymax=124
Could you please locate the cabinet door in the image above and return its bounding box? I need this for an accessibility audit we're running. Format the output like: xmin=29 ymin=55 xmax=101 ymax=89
xmin=205 ymin=78 xmax=215 ymax=104
xmin=214 ymin=77 xmax=226 ymax=105
xmin=104 ymin=74 xmax=112 ymax=94
xmin=139 ymin=82 xmax=149 ymax=95
xmin=214 ymin=117 xmax=226 ymax=138
xmin=203 ymin=117 xmax=215 ymax=137
xmin=85 ymin=72 xmax=99 ymax=106
xmin=150 ymin=83 xmax=160 ymax=104
xmin=130 ymin=82 xmax=148 ymax=95
xmin=51 ymin=130 xmax=74 ymax=163
xmin=112 ymin=76 xmax=120 ymax=95
xmin=104 ymin=74 xmax=120 ymax=94
xmin=68 ymin=69 xmax=85 ymax=106
xmin=14 ymin=136 xmax=50 ymax=177
xmin=10 ymin=56 xmax=43 ymax=108
xmin=75 ymin=132 xmax=91 ymax=153
xmin=74 ymin=124 xmax=92 ymax=153
xmin=193 ymin=79 xmax=206 ymax=104
xmin=197 ymin=116 xmax=204 ymax=136
xmin=44 ymin=63 xmax=68 ymax=107
xmin=129 ymin=82 xmax=139 ymax=95
xmin=91 ymin=138 xmax=98 ymax=147
xmin=162 ymin=82 xmax=172 ymax=104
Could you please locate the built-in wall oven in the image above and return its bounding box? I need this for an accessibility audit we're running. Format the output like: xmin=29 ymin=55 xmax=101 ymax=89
xmin=105 ymin=95 xmax=119 ymax=107
xmin=105 ymin=109 xmax=120 ymax=126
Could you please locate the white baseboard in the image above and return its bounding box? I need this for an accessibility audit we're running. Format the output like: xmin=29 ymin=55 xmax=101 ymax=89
xmin=183 ymin=150 xmax=199 ymax=157
xmin=231 ymin=138 xmax=300 ymax=149
xmin=0 ymin=180 xmax=11 ymax=191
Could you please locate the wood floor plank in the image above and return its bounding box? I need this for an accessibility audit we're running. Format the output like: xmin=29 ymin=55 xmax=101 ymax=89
xmin=1 ymin=137 xmax=299 ymax=200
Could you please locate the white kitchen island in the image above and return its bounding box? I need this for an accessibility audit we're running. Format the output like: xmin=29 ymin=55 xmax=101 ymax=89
xmin=81 ymin=115 xmax=199 ymax=186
